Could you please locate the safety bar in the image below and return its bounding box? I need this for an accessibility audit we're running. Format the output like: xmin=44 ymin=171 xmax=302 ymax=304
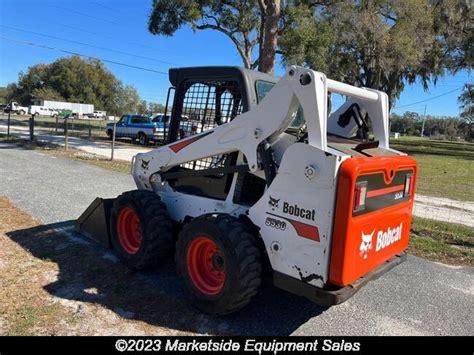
xmin=326 ymin=78 xmax=379 ymax=102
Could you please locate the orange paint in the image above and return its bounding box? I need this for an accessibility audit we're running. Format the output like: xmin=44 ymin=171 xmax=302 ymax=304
xmin=329 ymin=156 xmax=418 ymax=286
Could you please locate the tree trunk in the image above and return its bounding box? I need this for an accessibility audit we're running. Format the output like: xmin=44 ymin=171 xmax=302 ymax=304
xmin=258 ymin=0 xmax=281 ymax=74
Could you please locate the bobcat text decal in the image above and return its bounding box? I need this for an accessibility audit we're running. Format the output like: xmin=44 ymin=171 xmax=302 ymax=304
xmin=360 ymin=223 xmax=403 ymax=259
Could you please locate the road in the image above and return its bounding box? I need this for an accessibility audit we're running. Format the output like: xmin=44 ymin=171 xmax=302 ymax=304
xmin=1 ymin=142 xmax=472 ymax=335
xmin=2 ymin=120 xmax=473 ymax=227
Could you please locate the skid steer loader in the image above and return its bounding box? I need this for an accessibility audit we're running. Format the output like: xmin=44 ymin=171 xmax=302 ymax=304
xmin=77 ymin=66 xmax=417 ymax=315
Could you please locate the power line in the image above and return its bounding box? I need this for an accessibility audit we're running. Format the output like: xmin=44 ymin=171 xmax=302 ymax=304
xmin=393 ymin=87 xmax=463 ymax=109
xmin=1 ymin=25 xmax=175 ymax=66
xmin=55 ymin=22 xmax=182 ymax=59
xmin=50 ymin=5 xmax=120 ymax=26
xmin=0 ymin=35 xmax=168 ymax=76
xmin=89 ymin=1 xmax=126 ymax=15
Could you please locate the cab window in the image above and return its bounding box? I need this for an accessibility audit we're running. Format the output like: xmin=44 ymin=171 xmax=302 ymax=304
xmin=255 ymin=80 xmax=304 ymax=129
xmin=131 ymin=115 xmax=150 ymax=124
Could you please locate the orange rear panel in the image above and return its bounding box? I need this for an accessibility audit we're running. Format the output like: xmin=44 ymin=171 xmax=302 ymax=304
xmin=329 ymin=155 xmax=417 ymax=287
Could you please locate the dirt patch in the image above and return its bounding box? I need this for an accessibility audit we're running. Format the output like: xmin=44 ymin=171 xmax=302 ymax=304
xmin=0 ymin=196 xmax=196 ymax=335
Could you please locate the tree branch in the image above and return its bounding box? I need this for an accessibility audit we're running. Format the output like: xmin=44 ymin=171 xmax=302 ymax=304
xmin=194 ymin=23 xmax=251 ymax=68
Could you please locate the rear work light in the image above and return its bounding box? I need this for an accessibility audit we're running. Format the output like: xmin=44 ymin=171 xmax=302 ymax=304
xmin=353 ymin=181 xmax=367 ymax=212
xmin=404 ymin=173 xmax=413 ymax=196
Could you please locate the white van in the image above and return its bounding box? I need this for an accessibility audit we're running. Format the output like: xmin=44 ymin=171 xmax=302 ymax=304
xmin=29 ymin=106 xmax=58 ymax=117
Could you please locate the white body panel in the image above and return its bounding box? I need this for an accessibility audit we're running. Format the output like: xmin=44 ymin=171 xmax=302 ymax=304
xmin=249 ymin=144 xmax=347 ymax=286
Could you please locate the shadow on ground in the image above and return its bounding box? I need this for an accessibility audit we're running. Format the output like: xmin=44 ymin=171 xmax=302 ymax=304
xmin=7 ymin=221 xmax=326 ymax=335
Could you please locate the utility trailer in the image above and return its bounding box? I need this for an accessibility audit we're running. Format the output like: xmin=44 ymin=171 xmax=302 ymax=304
xmin=77 ymin=66 xmax=417 ymax=315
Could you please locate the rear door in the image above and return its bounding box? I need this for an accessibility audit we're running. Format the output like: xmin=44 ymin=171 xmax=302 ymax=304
xmin=329 ymin=155 xmax=417 ymax=286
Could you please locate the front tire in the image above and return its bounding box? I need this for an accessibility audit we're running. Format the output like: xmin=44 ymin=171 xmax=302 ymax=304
xmin=110 ymin=190 xmax=174 ymax=270
xmin=176 ymin=214 xmax=262 ymax=315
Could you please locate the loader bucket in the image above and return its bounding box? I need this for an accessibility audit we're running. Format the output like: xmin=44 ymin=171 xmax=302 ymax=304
xmin=75 ymin=197 xmax=114 ymax=248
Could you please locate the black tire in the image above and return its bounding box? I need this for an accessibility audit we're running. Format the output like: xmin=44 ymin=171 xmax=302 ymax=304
xmin=34 ymin=112 xmax=40 ymax=117
xmin=106 ymin=129 xmax=113 ymax=140
xmin=176 ymin=214 xmax=262 ymax=315
xmin=19 ymin=110 xmax=26 ymax=115
xmin=110 ymin=190 xmax=174 ymax=270
xmin=138 ymin=132 xmax=148 ymax=145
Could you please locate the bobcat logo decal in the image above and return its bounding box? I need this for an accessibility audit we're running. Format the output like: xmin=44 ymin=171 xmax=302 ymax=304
xmin=360 ymin=229 xmax=374 ymax=259
xmin=141 ymin=159 xmax=150 ymax=171
xmin=268 ymin=196 xmax=280 ymax=210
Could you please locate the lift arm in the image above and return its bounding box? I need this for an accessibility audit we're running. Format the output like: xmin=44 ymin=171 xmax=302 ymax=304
xmin=132 ymin=66 xmax=389 ymax=190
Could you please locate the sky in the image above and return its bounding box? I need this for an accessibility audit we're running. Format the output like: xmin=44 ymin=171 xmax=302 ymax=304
xmin=0 ymin=0 xmax=471 ymax=116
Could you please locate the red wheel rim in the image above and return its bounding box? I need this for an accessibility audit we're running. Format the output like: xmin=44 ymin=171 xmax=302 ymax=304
xmin=117 ymin=207 xmax=142 ymax=254
xmin=187 ymin=236 xmax=225 ymax=295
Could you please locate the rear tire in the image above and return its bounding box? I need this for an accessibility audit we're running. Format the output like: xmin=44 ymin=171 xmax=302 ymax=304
xmin=176 ymin=214 xmax=262 ymax=315
xmin=138 ymin=132 xmax=148 ymax=145
xmin=110 ymin=190 xmax=174 ymax=270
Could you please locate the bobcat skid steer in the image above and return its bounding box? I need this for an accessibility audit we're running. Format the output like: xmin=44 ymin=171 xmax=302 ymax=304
xmin=77 ymin=66 xmax=417 ymax=315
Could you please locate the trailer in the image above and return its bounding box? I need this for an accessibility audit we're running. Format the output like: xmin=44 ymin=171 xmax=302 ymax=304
xmin=31 ymin=99 xmax=94 ymax=117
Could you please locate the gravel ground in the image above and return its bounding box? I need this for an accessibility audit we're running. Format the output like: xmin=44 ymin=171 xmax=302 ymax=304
xmin=1 ymin=142 xmax=473 ymax=335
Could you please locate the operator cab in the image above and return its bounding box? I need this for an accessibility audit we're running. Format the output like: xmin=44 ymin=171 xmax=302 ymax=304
xmin=161 ymin=66 xmax=389 ymax=205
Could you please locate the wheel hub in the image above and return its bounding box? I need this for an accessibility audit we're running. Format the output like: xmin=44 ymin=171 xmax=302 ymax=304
xmin=116 ymin=207 xmax=142 ymax=255
xmin=187 ymin=236 xmax=225 ymax=295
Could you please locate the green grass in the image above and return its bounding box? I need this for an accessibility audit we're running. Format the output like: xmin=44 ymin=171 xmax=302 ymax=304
xmin=6 ymin=304 xmax=63 ymax=336
xmin=390 ymin=137 xmax=474 ymax=201
xmin=409 ymin=216 xmax=474 ymax=266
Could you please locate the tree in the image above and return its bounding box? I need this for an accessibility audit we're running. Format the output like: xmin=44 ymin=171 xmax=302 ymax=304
xmin=1 ymin=83 xmax=20 ymax=104
xmin=148 ymin=102 xmax=166 ymax=113
xmin=148 ymin=0 xmax=282 ymax=73
xmin=458 ymin=83 xmax=474 ymax=141
xmin=279 ymin=0 xmax=473 ymax=106
xmin=31 ymin=87 xmax=64 ymax=101
xmin=6 ymin=55 xmax=148 ymax=115
xmin=138 ymin=99 xmax=149 ymax=114
xmin=459 ymin=84 xmax=473 ymax=122
xmin=115 ymin=84 xmax=142 ymax=114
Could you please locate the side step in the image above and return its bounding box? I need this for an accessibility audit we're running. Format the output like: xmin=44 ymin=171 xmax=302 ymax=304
xmin=75 ymin=197 xmax=114 ymax=248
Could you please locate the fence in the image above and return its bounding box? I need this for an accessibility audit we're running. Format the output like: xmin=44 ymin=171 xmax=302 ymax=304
xmin=0 ymin=113 xmax=165 ymax=160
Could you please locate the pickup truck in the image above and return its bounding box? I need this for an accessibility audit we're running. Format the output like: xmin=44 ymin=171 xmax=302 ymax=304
xmin=106 ymin=114 xmax=158 ymax=145
xmin=151 ymin=114 xmax=198 ymax=141
xmin=87 ymin=111 xmax=107 ymax=119
xmin=4 ymin=102 xmax=29 ymax=115
xmin=106 ymin=114 xmax=199 ymax=145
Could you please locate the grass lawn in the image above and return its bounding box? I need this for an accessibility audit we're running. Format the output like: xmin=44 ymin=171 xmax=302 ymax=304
xmin=390 ymin=138 xmax=474 ymax=201
xmin=409 ymin=216 xmax=473 ymax=266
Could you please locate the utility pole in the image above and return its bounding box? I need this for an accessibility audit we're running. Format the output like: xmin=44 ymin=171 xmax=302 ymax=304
xmin=420 ymin=105 xmax=427 ymax=138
